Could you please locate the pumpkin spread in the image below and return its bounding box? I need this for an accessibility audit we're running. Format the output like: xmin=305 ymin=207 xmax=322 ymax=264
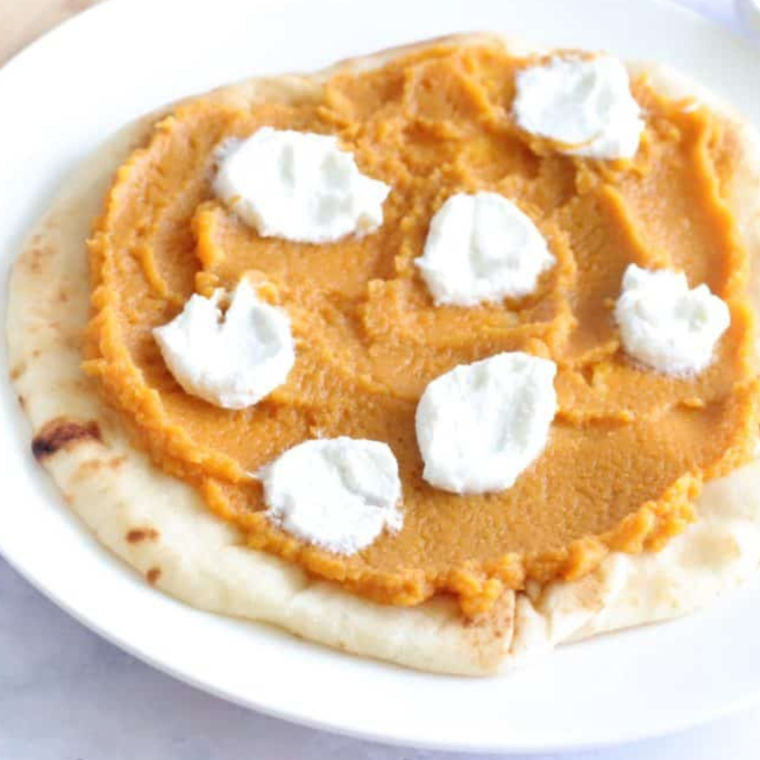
xmin=84 ymin=43 xmax=759 ymax=617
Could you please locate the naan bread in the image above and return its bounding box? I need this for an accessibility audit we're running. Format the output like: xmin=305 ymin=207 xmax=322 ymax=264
xmin=7 ymin=34 xmax=760 ymax=675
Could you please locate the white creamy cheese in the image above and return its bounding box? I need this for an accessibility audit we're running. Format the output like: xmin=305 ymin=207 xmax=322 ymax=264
xmin=614 ymin=264 xmax=731 ymax=375
xmin=513 ymin=55 xmax=644 ymax=160
xmin=260 ymin=437 xmax=403 ymax=554
xmin=153 ymin=281 xmax=295 ymax=409
xmin=415 ymin=352 xmax=557 ymax=495
xmin=414 ymin=192 xmax=555 ymax=306
xmin=213 ymin=127 xmax=391 ymax=243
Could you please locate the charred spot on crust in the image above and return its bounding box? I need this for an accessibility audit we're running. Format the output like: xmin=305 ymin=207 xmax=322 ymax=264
xmin=32 ymin=418 xmax=102 ymax=460
xmin=146 ymin=567 xmax=161 ymax=584
xmin=126 ymin=528 xmax=160 ymax=543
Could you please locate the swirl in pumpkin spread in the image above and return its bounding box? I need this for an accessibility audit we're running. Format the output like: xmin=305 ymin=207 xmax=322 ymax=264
xmin=84 ymin=43 xmax=759 ymax=616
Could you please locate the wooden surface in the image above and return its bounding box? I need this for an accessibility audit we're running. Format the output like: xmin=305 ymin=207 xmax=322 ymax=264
xmin=0 ymin=0 xmax=101 ymax=67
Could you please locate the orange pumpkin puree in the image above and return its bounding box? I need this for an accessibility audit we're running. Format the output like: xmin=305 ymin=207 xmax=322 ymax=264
xmin=85 ymin=43 xmax=759 ymax=616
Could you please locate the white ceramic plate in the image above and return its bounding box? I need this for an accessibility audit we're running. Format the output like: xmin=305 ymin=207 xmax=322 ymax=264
xmin=2 ymin=0 xmax=760 ymax=753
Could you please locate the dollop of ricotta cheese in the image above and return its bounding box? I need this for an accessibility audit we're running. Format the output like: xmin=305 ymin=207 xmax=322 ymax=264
xmin=513 ymin=55 xmax=644 ymax=160
xmin=213 ymin=127 xmax=391 ymax=243
xmin=415 ymin=352 xmax=557 ymax=494
xmin=614 ymin=264 xmax=731 ymax=375
xmin=414 ymin=192 xmax=555 ymax=307
xmin=153 ymin=281 xmax=295 ymax=409
xmin=260 ymin=437 xmax=403 ymax=554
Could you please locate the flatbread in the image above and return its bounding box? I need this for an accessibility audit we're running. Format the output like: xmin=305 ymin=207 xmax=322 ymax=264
xmin=6 ymin=34 xmax=760 ymax=676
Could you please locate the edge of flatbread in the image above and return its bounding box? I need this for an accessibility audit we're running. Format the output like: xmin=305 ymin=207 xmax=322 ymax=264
xmin=6 ymin=33 xmax=760 ymax=676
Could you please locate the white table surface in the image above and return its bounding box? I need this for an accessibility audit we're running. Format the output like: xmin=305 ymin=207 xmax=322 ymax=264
xmin=2 ymin=0 xmax=759 ymax=757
